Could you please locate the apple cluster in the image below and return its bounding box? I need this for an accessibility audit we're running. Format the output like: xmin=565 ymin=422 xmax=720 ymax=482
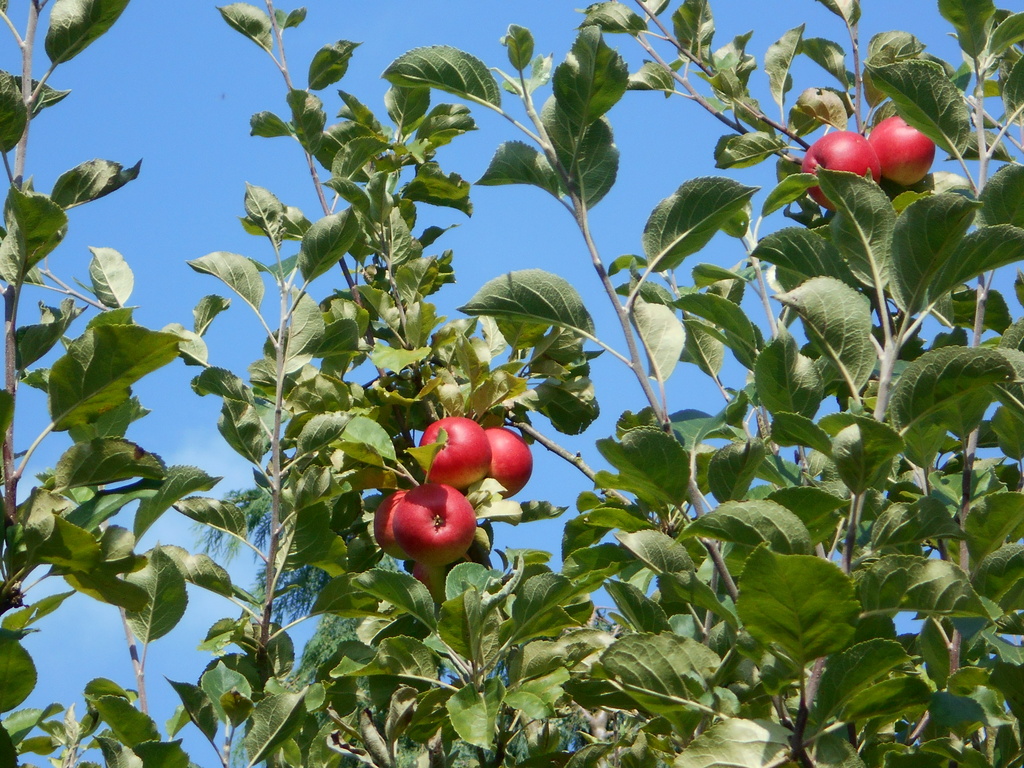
xmin=801 ymin=115 xmax=936 ymax=209
xmin=371 ymin=417 xmax=534 ymax=599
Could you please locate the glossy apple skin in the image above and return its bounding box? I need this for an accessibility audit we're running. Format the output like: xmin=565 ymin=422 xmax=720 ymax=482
xmin=801 ymin=131 xmax=881 ymax=210
xmin=420 ymin=417 xmax=492 ymax=490
xmin=372 ymin=491 xmax=410 ymax=559
xmin=484 ymin=427 xmax=533 ymax=498
xmin=868 ymin=115 xmax=935 ymax=186
xmin=392 ymin=483 xmax=477 ymax=566
xmin=413 ymin=561 xmax=449 ymax=603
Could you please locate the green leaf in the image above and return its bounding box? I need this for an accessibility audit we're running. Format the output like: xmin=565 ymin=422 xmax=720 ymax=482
xmin=297 ymin=209 xmax=358 ymax=282
xmin=48 ymin=326 xmax=182 ymax=431
xmin=88 ymin=247 xmax=134 ymax=308
xmin=167 ymin=684 xmax=218 ymax=749
xmin=842 ymin=676 xmax=931 ymax=721
xmin=765 ymin=25 xmax=804 ymax=109
xmin=605 ymin=580 xmax=672 ymax=633
xmin=201 ymin=660 xmax=253 ymax=725
xmin=737 ymin=547 xmax=860 ymax=663
xmin=980 ymin=164 xmax=1024 ymax=229
xmin=770 ymin=412 xmax=832 ymax=455
xmin=0 ymin=634 xmax=35 ymax=712
xmin=857 ymin=555 xmax=987 ymax=617
xmin=793 ymin=85 xmax=849 ymax=129
xmin=992 ymin=404 xmax=1024 ymax=460
xmin=658 ymin=569 xmax=739 ymax=628
xmin=308 ymin=40 xmax=359 ymax=90
xmin=355 ymin=568 xmax=436 ymax=630
xmin=552 ymin=26 xmax=628 ymax=131
xmin=991 ymin=662 xmax=1024 ymax=720
xmin=871 ymin=497 xmax=964 ymax=550
xmin=502 ymin=24 xmax=535 ymax=71
xmin=415 ymin=103 xmax=476 ymax=149
xmin=890 ymin=194 xmax=981 ymax=315
xmin=628 ymin=61 xmax=674 ymax=92
xmin=676 ymin=719 xmax=791 ymax=768
xmin=751 ymin=227 xmax=853 ymax=290
xmin=827 ymin=415 xmax=904 ymax=494
xmin=811 ymin=638 xmax=913 ymax=724
xmin=706 ymin=439 xmax=766 ymax=503
xmin=174 ymin=497 xmax=247 ymax=541
xmin=51 ymin=158 xmax=140 ymax=209
xmin=358 ymin=636 xmax=442 ymax=680
xmin=776 ymin=276 xmax=875 ymax=399
xmin=0 ymin=186 xmax=67 ymax=283
xmin=243 ymin=691 xmax=306 ymax=767
xmin=761 ymin=174 xmax=818 ymax=218
xmin=54 ymin=437 xmax=165 ymax=490
xmin=801 ymin=40 xmax=849 ymax=89
xmin=134 ymin=465 xmax=221 ymax=539
xmin=642 ymin=177 xmax=757 ymax=272
xmin=187 ymin=251 xmax=265 ymax=314
xmin=541 ymin=103 xmax=619 ymax=207
xmin=672 ymin=0 xmax=715 ymax=58
xmin=816 ymin=170 xmax=895 ymax=288
xmin=446 ymin=677 xmax=504 ymax=748
xmin=632 ymin=297 xmax=684 ymax=382
xmin=965 ymin=492 xmax=1024 ymax=563
xmin=582 ymin=2 xmax=646 ymax=34
xmin=1004 ymin=56 xmax=1024 ymax=120
xmin=403 ymin=162 xmax=472 ymax=215
xmin=616 ymin=529 xmax=694 ymax=574
xmin=939 ymin=0 xmax=995 ymax=57
xmin=990 ymin=12 xmax=1024 ymax=55
xmin=217 ymin=399 xmax=271 ymax=463
xmin=600 ymin=633 xmax=719 ymax=730
xmin=385 ymin=85 xmax=430 ymax=136
xmin=338 ymin=415 xmax=397 ymax=467
xmin=685 ymin=500 xmax=813 ymax=554
xmin=192 ymin=295 xmax=231 ymax=336
xmin=813 ymin=0 xmax=860 ymax=24
xmin=242 ymin=183 xmax=288 ymax=244
xmin=888 ymin=347 xmax=1014 ymax=434
xmin=595 ymin=426 xmax=690 ymax=506
xmin=16 ymin=299 xmax=83 ymax=370
xmin=866 ymin=61 xmax=972 ymax=154
xmin=92 ymin=696 xmax=159 ymax=747
xmin=0 ymin=72 xmax=26 ymax=153
xmin=932 ymin=225 xmax=1024 ymax=300
xmin=45 ymin=0 xmax=131 ymax=64
xmin=287 ymin=89 xmax=325 ymax=154
xmin=124 ymin=546 xmax=187 ymax=644
xmin=249 ymin=110 xmax=291 ymax=138
xmin=477 ymin=141 xmax=563 ymax=199
xmin=217 ymin=3 xmax=272 ymax=52
xmin=713 ymin=131 xmax=788 ymax=169
xmin=509 ymin=573 xmax=581 ymax=643
xmin=460 ymin=269 xmax=595 ymax=339
xmin=383 ymin=46 xmax=501 ymax=107
xmin=754 ymin=329 xmax=823 ymax=418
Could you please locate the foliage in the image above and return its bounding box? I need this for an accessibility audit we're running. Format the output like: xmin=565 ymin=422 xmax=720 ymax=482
xmin=3 ymin=0 xmax=1024 ymax=767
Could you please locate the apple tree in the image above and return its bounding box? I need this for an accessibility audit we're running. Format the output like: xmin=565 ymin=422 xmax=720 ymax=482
xmin=4 ymin=0 xmax=1024 ymax=767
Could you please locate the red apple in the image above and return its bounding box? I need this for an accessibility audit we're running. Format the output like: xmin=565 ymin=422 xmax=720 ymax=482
xmin=372 ymin=490 xmax=409 ymax=559
xmin=413 ymin=561 xmax=449 ymax=603
xmin=391 ymin=483 xmax=477 ymax=566
xmin=868 ymin=115 xmax=936 ymax=186
xmin=801 ymin=130 xmax=881 ymax=210
xmin=484 ymin=427 xmax=533 ymax=498
xmin=420 ymin=416 xmax=492 ymax=490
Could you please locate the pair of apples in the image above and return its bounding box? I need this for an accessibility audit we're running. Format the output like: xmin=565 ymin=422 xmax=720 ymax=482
xmin=801 ymin=115 xmax=936 ymax=209
xmin=372 ymin=417 xmax=533 ymax=587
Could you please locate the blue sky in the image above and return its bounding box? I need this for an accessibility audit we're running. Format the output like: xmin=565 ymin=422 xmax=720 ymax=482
xmin=3 ymin=0 xmax=968 ymax=761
